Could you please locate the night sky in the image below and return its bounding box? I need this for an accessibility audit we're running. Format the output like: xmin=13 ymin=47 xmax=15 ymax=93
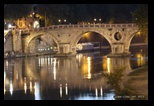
xmin=4 ymin=4 xmax=139 ymax=24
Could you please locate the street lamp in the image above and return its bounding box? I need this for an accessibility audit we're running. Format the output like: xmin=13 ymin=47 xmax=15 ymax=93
xmin=58 ymin=19 xmax=61 ymax=25
xmin=99 ymin=19 xmax=102 ymax=23
xmin=94 ymin=18 xmax=102 ymax=24
xmin=33 ymin=21 xmax=39 ymax=28
xmin=94 ymin=18 xmax=97 ymax=22
xmin=8 ymin=24 xmax=12 ymax=28
xmin=58 ymin=19 xmax=61 ymax=23
xmin=8 ymin=24 xmax=12 ymax=30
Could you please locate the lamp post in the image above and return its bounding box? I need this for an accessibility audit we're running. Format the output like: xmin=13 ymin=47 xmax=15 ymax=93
xmin=45 ymin=12 xmax=47 ymax=27
xmin=99 ymin=18 xmax=101 ymax=24
xmin=64 ymin=19 xmax=66 ymax=24
xmin=58 ymin=19 xmax=61 ymax=25
xmin=94 ymin=18 xmax=96 ymax=24
xmin=94 ymin=18 xmax=102 ymax=24
xmin=8 ymin=24 xmax=12 ymax=30
xmin=58 ymin=19 xmax=67 ymax=24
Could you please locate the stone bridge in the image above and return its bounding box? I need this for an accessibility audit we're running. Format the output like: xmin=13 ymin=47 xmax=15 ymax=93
xmin=5 ymin=23 xmax=139 ymax=56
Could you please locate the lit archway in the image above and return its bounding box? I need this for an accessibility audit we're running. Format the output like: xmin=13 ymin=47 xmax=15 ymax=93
xmin=71 ymin=30 xmax=112 ymax=53
xmin=26 ymin=33 xmax=59 ymax=53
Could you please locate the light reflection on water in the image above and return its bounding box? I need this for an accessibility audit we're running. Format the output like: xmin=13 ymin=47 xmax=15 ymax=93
xmin=4 ymin=46 xmax=148 ymax=100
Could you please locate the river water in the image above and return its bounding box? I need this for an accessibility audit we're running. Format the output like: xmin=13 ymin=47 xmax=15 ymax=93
xmin=4 ymin=45 xmax=148 ymax=100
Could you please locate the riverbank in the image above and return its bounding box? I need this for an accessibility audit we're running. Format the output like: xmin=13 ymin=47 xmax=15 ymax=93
xmin=4 ymin=51 xmax=57 ymax=59
xmin=123 ymin=65 xmax=148 ymax=100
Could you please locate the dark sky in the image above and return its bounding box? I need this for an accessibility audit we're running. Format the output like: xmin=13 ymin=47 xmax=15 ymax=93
xmin=37 ymin=4 xmax=139 ymax=23
xmin=4 ymin=4 xmax=139 ymax=23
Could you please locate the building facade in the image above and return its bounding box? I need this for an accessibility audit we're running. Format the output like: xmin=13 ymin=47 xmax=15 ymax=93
xmin=17 ymin=17 xmax=39 ymax=29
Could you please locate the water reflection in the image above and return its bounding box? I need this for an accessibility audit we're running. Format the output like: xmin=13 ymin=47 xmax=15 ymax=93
xmin=34 ymin=82 xmax=41 ymax=100
xmin=136 ymin=51 xmax=146 ymax=66
xmin=130 ymin=48 xmax=148 ymax=69
xmin=4 ymin=47 xmax=148 ymax=100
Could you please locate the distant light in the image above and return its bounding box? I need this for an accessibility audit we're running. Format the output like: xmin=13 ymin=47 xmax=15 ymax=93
xmin=94 ymin=18 xmax=96 ymax=21
xmin=60 ymin=83 xmax=62 ymax=97
xmin=137 ymin=31 xmax=141 ymax=35
xmin=8 ymin=24 xmax=12 ymax=28
xmin=33 ymin=21 xmax=39 ymax=28
xmin=65 ymin=83 xmax=68 ymax=95
xmin=99 ymin=19 xmax=101 ymax=21
xmin=95 ymin=88 xmax=98 ymax=97
xmin=4 ymin=71 xmax=6 ymax=94
xmin=58 ymin=19 xmax=61 ymax=22
xmin=107 ymin=58 xmax=110 ymax=73
xmin=10 ymin=81 xmax=13 ymax=95
xmin=34 ymin=82 xmax=41 ymax=100
xmin=64 ymin=19 xmax=66 ymax=22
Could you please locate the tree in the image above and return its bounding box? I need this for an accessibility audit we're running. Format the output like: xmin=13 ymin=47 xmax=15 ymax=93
xmin=132 ymin=4 xmax=148 ymax=42
xmin=104 ymin=66 xmax=134 ymax=100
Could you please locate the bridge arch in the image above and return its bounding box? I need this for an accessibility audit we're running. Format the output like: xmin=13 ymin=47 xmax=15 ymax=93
xmin=26 ymin=32 xmax=59 ymax=53
xmin=70 ymin=29 xmax=113 ymax=53
xmin=43 ymin=32 xmax=60 ymax=48
xmin=124 ymin=31 xmax=139 ymax=52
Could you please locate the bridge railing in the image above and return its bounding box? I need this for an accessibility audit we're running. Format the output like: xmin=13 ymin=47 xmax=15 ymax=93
xmin=20 ymin=23 xmax=138 ymax=33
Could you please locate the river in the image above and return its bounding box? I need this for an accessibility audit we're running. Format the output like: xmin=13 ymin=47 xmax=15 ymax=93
xmin=4 ymin=45 xmax=148 ymax=100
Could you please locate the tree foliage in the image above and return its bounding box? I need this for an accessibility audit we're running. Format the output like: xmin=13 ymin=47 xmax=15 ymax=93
xmin=104 ymin=66 xmax=125 ymax=89
xmin=104 ymin=66 xmax=133 ymax=99
xmin=132 ymin=4 xmax=148 ymax=42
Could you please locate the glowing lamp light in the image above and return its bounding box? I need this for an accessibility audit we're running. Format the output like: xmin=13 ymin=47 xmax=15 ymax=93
xmin=58 ymin=19 xmax=61 ymax=23
xmin=33 ymin=21 xmax=39 ymax=28
xmin=8 ymin=24 xmax=12 ymax=28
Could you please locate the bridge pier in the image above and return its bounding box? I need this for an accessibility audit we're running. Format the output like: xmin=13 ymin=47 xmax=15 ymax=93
xmin=107 ymin=43 xmax=130 ymax=57
xmin=55 ymin=43 xmax=76 ymax=57
xmin=58 ymin=43 xmax=70 ymax=54
xmin=12 ymin=30 xmax=22 ymax=53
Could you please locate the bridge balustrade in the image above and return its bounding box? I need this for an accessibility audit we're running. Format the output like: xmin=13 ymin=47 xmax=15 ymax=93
xmin=21 ymin=24 xmax=137 ymax=34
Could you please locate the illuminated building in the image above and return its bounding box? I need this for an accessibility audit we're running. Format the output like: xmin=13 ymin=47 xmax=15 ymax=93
xmin=17 ymin=17 xmax=39 ymax=29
